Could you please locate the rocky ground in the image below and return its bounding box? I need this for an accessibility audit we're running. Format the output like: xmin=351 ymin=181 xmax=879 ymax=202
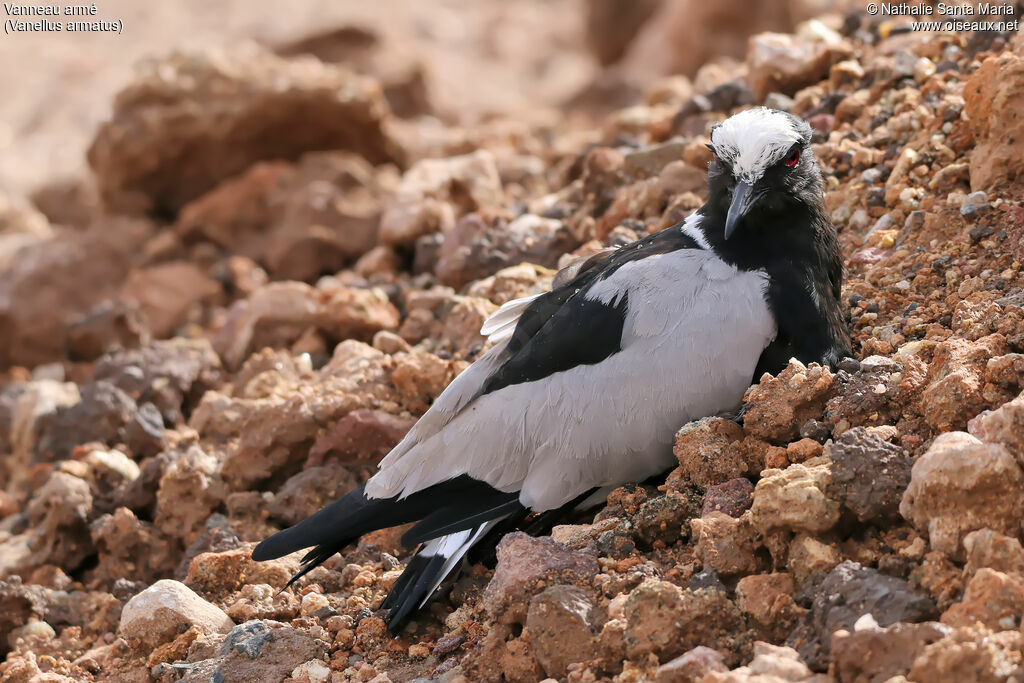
xmin=3 ymin=1 xmax=1024 ymax=681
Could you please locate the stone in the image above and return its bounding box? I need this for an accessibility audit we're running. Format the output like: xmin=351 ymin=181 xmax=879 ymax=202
xmin=824 ymin=355 xmax=907 ymax=432
xmin=90 ymin=507 xmax=179 ymax=586
xmin=969 ymin=392 xmax=1024 ymax=465
xmin=691 ymin=511 xmax=760 ymax=576
xmin=963 ymin=529 xmax=1024 ymax=578
xmin=525 ymin=585 xmax=601 ymax=678
xmin=0 ymin=220 xmax=151 ymax=367
xmin=921 ymin=335 xmax=1008 ymax=432
xmin=941 ymin=569 xmax=1024 ymax=631
xmin=787 ymin=561 xmax=938 ymax=670
xmin=24 ymin=471 xmax=95 ymax=572
xmin=701 ymin=478 xmax=755 ymax=518
xmin=93 ymin=338 xmax=222 ymax=425
xmin=178 ymin=620 xmax=327 ymax=683
xmin=118 ymin=579 xmax=234 ymax=650
xmin=746 ymin=29 xmax=849 ymax=101
xmin=672 ymin=417 xmax=750 ymax=488
xmin=743 ymin=360 xmax=835 ymax=443
xmin=623 ymin=579 xmax=747 ymax=666
xmin=654 ymin=646 xmax=728 ymax=683
xmin=154 ymin=445 xmax=226 ymax=543
xmin=908 ymin=626 xmax=1024 ymax=683
xmin=734 ymin=573 xmax=805 ymax=643
xmin=267 ymin=465 xmax=359 ymax=526
xmin=483 ymin=533 xmax=600 ymax=625
xmin=119 ymin=262 xmax=220 ymax=338
xmin=379 ymin=150 xmax=503 ymax=246
xmin=750 ymin=460 xmax=840 ymax=535
xmin=87 ymin=44 xmax=401 ymax=215
xmin=306 ymin=409 xmax=414 ymax=468
xmin=828 ymin=427 xmax=911 ymax=522
xmin=900 ymin=432 xmax=1024 ymax=560
xmin=635 ymin=491 xmax=703 ymax=546
xmin=434 ymin=213 xmax=578 ymax=290
xmin=787 ymin=534 xmax=841 ymax=585
xmin=964 ymin=51 xmax=1024 ymax=191
xmin=831 ymin=620 xmax=951 ymax=683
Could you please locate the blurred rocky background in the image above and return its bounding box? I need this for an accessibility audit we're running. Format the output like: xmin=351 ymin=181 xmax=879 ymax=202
xmin=3 ymin=0 xmax=1024 ymax=681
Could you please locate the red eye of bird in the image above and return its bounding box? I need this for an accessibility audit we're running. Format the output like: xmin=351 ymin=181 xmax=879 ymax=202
xmin=784 ymin=148 xmax=801 ymax=167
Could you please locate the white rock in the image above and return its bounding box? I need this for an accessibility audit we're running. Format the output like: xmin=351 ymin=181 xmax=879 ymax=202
xmin=118 ymin=579 xmax=234 ymax=648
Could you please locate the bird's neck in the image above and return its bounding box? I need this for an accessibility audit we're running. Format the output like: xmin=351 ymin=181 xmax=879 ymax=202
xmin=698 ymin=196 xmax=832 ymax=278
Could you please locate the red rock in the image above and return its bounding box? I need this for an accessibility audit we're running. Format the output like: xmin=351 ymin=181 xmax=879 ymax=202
xmin=672 ymin=417 xmax=750 ymax=489
xmin=743 ymin=360 xmax=835 ymax=443
xmin=701 ymin=478 xmax=754 ymax=518
xmin=482 ymin=532 xmax=600 ymax=625
xmin=942 ymin=569 xmax=1024 ymax=631
xmin=734 ymin=573 xmax=805 ymax=642
xmin=746 ymin=29 xmax=850 ymax=100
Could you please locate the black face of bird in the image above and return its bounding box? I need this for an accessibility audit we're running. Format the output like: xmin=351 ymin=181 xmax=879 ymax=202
xmin=705 ymin=108 xmax=823 ymax=244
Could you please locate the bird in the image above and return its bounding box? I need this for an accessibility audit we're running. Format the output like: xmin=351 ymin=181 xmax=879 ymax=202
xmin=251 ymin=107 xmax=851 ymax=630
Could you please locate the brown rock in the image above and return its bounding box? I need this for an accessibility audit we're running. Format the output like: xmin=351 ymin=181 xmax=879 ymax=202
xmin=186 ymin=544 xmax=300 ymax=599
xmin=672 ymin=417 xmax=749 ymax=488
xmin=787 ymin=561 xmax=938 ymax=671
xmin=118 ymin=579 xmax=233 ymax=650
xmin=908 ymin=626 xmax=1024 ymax=683
xmin=379 ymin=150 xmax=503 ymax=246
xmin=306 ymin=409 xmax=414 ymax=469
xmin=623 ymin=579 xmax=747 ymax=666
xmin=90 ymin=507 xmax=180 ymax=586
xmin=900 ymin=432 xmax=1024 ymax=560
xmin=964 ymin=529 xmax=1024 ymax=578
xmin=743 ymin=360 xmax=835 ymax=443
xmin=922 ymin=335 xmax=1008 ymax=432
xmin=746 ymin=30 xmax=850 ymax=101
xmin=787 ymin=533 xmax=841 ymax=585
xmin=483 ymin=532 xmax=600 ymax=625
xmin=964 ymin=50 xmax=1024 ymax=191
xmin=155 ymin=445 xmax=225 ymax=544
xmin=831 ymin=621 xmax=951 ymax=683
xmin=0 ymin=220 xmax=151 ymax=367
xmin=24 ymin=471 xmax=95 ymax=572
xmin=654 ymin=646 xmax=728 ymax=683
xmin=93 ymin=337 xmax=223 ymax=426
xmin=970 ymin=391 xmax=1024 ymax=464
xmin=942 ymin=569 xmax=1024 ymax=631
xmin=66 ymin=299 xmax=150 ymax=362
xmin=119 ymin=262 xmax=220 ymax=338
xmin=525 ymin=585 xmax=601 ymax=678
xmin=691 ymin=511 xmax=761 ymax=576
xmin=701 ymin=478 xmax=754 ymax=518
xmin=734 ymin=573 xmax=805 ymax=642
xmin=267 ymin=465 xmax=358 ymax=527
xmin=435 ymin=213 xmax=578 ymax=290
xmin=88 ymin=44 xmax=401 ymax=215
